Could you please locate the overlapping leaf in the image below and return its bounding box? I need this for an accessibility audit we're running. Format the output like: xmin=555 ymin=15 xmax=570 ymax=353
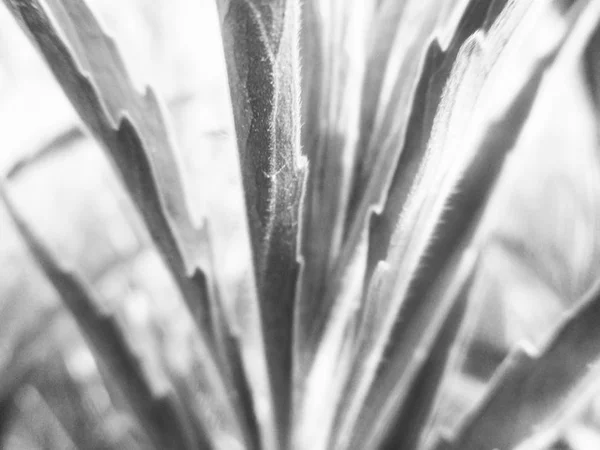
xmin=294 ymin=2 xmax=566 ymax=448
xmin=293 ymin=0 xmax=372 ymax=386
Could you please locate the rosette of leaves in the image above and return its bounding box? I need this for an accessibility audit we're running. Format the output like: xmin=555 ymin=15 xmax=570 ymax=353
xmin=2 ymin=0 xmax=600 ymax=449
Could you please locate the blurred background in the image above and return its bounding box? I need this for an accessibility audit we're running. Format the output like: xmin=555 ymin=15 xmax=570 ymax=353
xmin=1 ymin=1 xmax=600 ymax=449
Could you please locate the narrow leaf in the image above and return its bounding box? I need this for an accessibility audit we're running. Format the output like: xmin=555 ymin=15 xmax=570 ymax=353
xmin=214 ymin=0 xmax=306 ymax=440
